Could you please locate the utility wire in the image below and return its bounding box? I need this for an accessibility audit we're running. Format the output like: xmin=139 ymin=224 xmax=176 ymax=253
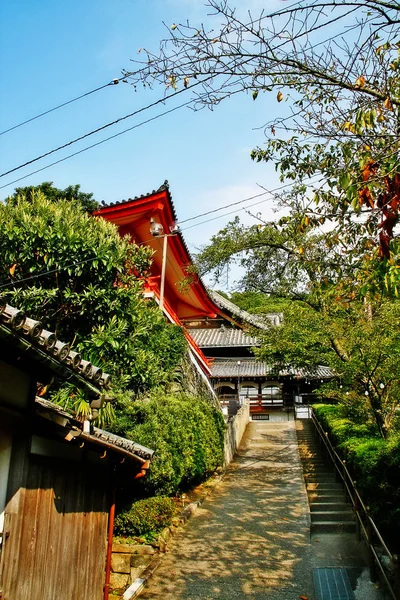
xmin=0 ymin=79 xmax=122 ymax=137
xmin=1 ymin=13 xmax=370 ymax=181
xmin=0 ymin=77 xmax=210 ymax=179
xmin=0 ymin=175 xmax=320 ymax=291
xmin=0 ymin=98 xmax=194 ymax=191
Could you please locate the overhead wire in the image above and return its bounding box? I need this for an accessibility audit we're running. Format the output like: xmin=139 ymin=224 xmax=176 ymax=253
xmin=1 ymin=9 xmax=371 ymax=182
xmin=0 ymin=174 xmax=320 ymax=290
xmin=0 ymin=98 xmax=194 ymax=191
xmin=0 ymin=79 xmax=122 ymax=137
xmin=0 ymin=76 xmax=213 ymax=179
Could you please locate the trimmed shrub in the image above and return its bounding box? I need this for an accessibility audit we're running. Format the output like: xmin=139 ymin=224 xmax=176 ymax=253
xmin=313 ymin=403 xmax=400 ymax=550
xmin=112 ymin=390 xmax=226 ymax=496
xmin=114 ymin=496 xmax=176 ymax=537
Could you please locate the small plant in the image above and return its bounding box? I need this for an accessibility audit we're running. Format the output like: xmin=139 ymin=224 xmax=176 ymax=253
xmin=114 ymin=496 xmax=176 ymax=537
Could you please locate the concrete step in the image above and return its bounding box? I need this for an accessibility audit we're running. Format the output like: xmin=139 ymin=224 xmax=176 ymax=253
xmin=309 ymin=493 xmax=347 ymax=503
xmin=307 ymin=482 xmax=344 ymax=491
xmin=311 ymin=521 xmax=357 ymax=534
xmin=310 ymin=502 xmax=350 ymax=512
xmin=311 ymin=511 xmax=354 ymax=523
xmin=305 ymin=473 xmax=338 ymax=482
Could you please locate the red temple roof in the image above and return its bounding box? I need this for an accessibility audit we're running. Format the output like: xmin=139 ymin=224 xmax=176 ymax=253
xmin=94 ymin=182 xmax=223 ymax=323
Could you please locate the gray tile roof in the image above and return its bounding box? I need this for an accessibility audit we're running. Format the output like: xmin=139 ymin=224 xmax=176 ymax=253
xmin=207 ymin=290 xmax=283 ymax=330
xmin=190 ymin=327 xmax=260 ymax=348
xmin=35 ymin=397 xmax=154 ymax=463
xmin=211 ymin=359 xmax=333 ymax=379
xmin=0 ymin=301 xmax=110 ymax=393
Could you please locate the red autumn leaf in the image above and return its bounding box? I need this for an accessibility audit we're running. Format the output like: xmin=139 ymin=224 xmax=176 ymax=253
xmin=358 ymin=187 xmax=374 ymax=209
xmin=362 ymin=161 xmax=378 ymax=181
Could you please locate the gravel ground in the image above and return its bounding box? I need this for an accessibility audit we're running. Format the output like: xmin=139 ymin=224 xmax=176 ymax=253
xmin=140 ymin=421 xmax=314 ymax=599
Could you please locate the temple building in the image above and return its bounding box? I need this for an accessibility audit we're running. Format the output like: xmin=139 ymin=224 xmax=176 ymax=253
xmin=95 ymin=181 xmax=332 ymax=420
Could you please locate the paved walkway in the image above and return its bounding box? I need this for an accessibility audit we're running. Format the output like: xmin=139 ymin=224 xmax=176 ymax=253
xmin=140 ymin=421 xmax=314 ymax=599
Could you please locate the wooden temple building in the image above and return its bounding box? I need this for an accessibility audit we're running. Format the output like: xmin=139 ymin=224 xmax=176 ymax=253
xmin=95 ymin=182 xmax=332 ymax=421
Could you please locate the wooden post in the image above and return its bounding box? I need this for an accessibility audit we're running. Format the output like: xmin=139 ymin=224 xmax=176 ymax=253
xmin=159 ymin=234 xmax=168 ymax=311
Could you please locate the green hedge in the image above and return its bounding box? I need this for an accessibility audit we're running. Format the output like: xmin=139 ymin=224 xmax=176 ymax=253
xmin=313 ymin=404 xmax=400 ymax=549
xmin=112 ymin=390 xmax=226 ymax=496
xmin=114 ymin=496 xmax=176 ymax=537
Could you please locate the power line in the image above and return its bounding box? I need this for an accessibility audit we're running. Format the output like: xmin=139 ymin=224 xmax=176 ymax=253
xmin=0 ymin=14 xmax=369 ymax=185
xmin=0 ymin=176 xmax=320 ymax=290
xmin=0 ymin=77 xmax=210 ymax=179
xmin=0 ymin=79 xmax=122 ymax=137
xmin=0 ymin=98 xmax=194 ymax=191
xmin=1 ymin=11 xmax=371 ymax=182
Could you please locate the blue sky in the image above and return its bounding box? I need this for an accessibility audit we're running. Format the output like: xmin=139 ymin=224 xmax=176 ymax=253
xmin=0 ymin=0 xmax=287 ymax=266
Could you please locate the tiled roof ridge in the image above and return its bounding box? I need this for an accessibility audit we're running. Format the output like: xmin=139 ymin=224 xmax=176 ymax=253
xmin=92 ymin=427 xmax=154 ymax=460
xmin=190 ymin=327 xmax=260 ymax=348
xmin=211 ymin=358 xmax=333 ymax=379
xmin=35 ymin=397 xmax=154 ymax=462
xmin=207 ymin=290 xmax=282 ymax=330
xmin=99 ymin=180 xmax=177 ymax=219
xmin=0 ymin=301 xmax=111 ymax=390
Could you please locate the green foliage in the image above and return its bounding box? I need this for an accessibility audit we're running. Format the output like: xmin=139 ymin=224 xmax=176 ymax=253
xmin=259 ymin=299 xmax=400 ymax=436
xmin=9 ymin=181 xmax=100 ymax=212
xmin=114 ymin=496 xmax=176 ymax=537
xmin=228 ymin=291 xmax=289 ymax=315
xmin=313 ymin=404 xmax=400 ymax=546
xmin=0 ymin=191 xmax=186 ymax=403
xmin=111 ymin=390 xmax=226 ymax=496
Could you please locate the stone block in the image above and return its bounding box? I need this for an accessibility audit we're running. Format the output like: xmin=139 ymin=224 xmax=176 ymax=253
xmin=112 ymin=543 xmax=139 ymax=554
xmin=131 ymin=544 xmax=155 ymax=555
xmin=131 ymin=566 xmax=146 ymax=581
xmin=109 ymin=572 xmax=130 ymax=590
xmin=111 ymin=553 xmax=131 ymax=574
xmin=160 ymin=527 xmax=171 ymax=542
xmin=131 ymin=554 xmax=152 ymax=569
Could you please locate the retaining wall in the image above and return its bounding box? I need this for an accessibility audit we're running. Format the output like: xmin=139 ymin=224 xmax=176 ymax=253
xmin=224 ymin=400 xmax=250 ymax=466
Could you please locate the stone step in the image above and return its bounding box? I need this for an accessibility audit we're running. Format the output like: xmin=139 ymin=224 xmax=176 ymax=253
xmin=311 ymin=521 xmax=357 ymax=534
xmin=311 ymin=511 xmax=354 ymax=523
xmin=304 ymin=473 xmax=337 ymax=482
xmin=307 ymin=482 xmax=344 ymax=491
xmin=308 ymin=493 xmax=347 ymax=503
xmin=310 ymin=502 xmax=350 ymax=512
xmin=303 ymin=467 xmax=334 ymax=474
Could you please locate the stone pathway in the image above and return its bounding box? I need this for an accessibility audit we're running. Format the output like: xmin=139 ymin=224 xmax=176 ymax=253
xmin=140 ymin=421 xmax=314 ymax=599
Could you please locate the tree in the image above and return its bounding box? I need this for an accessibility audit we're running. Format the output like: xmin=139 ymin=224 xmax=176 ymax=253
xmin=10 ymin=181 xmax=100 ymax=212
xmin=0 ymin=191 xmax=186 ymax=404
xmin=128 ymin=0 xmax=400 ymax=293
xmin=196 ymin=221 xmax=400 ymax=437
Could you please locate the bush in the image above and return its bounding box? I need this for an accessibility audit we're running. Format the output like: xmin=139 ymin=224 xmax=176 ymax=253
xmin=112 ymin=390 xmax=226 ymax=496
xmin=114 ymin=496 xmax=176 ymax=537
xmin=313 ymin=403 xmax=400 ymax=550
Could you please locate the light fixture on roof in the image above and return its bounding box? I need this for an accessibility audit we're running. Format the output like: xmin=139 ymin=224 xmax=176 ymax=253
xmin=149 ymin=218 xmax=179 ymax=311
xmin=169 ymin=222 xmax=180 ymax=234
xmin=149 ymin=218 xmax=164 ymax=237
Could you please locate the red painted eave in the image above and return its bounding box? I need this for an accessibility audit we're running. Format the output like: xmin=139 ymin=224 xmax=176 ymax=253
xmin=94 ymin=188 xmax=224 ymax=321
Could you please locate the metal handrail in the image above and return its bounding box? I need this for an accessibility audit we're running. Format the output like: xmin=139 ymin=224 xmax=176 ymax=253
xmin=310 ymin=408 xmax=399 ymax=600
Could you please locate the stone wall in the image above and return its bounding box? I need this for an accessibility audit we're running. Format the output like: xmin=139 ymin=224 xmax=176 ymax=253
xmin=224 ymin=399 xmax=250 ymax=466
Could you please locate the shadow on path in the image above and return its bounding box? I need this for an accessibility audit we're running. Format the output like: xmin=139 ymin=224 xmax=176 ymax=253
xmin=140 ymin=422 xmax=313 ymax=599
